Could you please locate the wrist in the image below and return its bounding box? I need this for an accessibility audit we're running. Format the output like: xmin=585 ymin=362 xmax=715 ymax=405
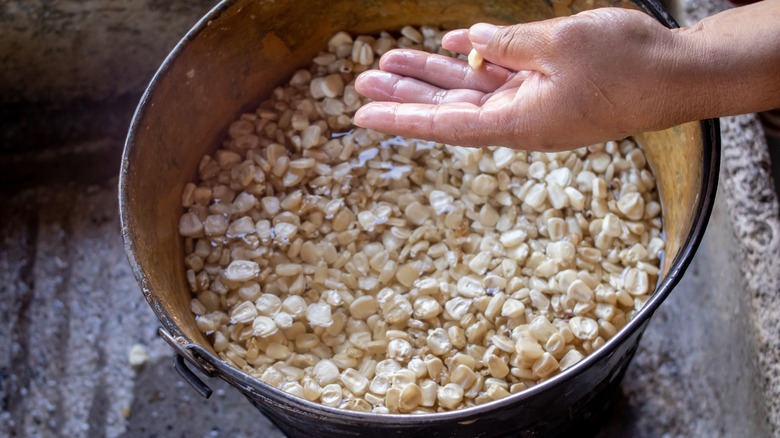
xmin=667 ymin=2 xmax=780 ymax=121
xmin=656 ymin=26 xmax=720 ymax=126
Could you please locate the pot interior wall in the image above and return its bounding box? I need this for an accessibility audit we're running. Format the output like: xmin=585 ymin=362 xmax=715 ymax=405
xmin=636 ymin=124 xmax=703 ymax=275
xmin=123 ymin=0 xmax=700 ymax=351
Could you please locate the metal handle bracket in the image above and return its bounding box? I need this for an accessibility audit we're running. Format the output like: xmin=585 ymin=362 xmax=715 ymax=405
xmin=158 ymin=327 xmax=216 ymax=399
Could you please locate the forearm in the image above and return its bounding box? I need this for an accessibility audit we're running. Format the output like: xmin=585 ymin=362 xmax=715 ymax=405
xmin=669 ymin=0 xmax=780 ymax=122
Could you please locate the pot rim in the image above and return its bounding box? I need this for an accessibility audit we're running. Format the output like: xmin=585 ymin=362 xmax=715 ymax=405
xmin=119 ymin=0 xmax=721 ymax=424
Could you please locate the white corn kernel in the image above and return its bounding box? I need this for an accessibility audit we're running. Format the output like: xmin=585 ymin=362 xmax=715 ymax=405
xmin=260 ymin=367 xmax=284 ymax=387
xmin=450 ymin=364 xmax=477 ymax=388
xmin=532 ymin=352 xmax=559 ymax=378
xmin=387 ymin=338 xmax=413 ymax=362
xmin=457 ymin=276 xmax=485 ymax=298
xmin=252 ymin=316 xmax=278 ymax=337
xmin=617 ymin=192 xmax=645 ymax=221
xmin=256 ymin=294 xmax=282 ymax=316
xmin=529 ymin=316 xmax=557 ymax=342
xmin=491 ymin=335 xmax=515 ymax=354
xmin=399 ymin=383 xmax=422 ymax=412
xmin=515 ymin=338 xmax=544 ymax=360
xmin=500 ymin=230 xmax=527 ymax=248
xmin=408 ymin=357 xmax=428 ymax=378
xmin=396 ymin=263 xmax=421 ymax=288
xmin=320 ymin=383 xmax=343 ymax=407
xmin=401 ymin=26 xmax=423 ymax=43
xmin=230 ymin=301 xmax=258 ymax=324
xmin=275 ymin=263 xmax=302 ymax=277
xmin=559 ymin=349 xmax=585 ymax=371
xmin=414 ymin=296 xmax=442 ymax=320
xmin=468 ymin=251 xmax=492 ymax=275
xmin=485 ymin=292 xmax=506 ymax=321
xmin=486 ymin=384 xmax=511 ymax=401
xmin=472 ymin=174 xmax=497 ymax=196
xmin=567 ymin=279 xmax=594 ymax=303
xmin=419 ymin=379 xmax=438 ymax=407
xmin=224 ymin=260 xmax=259 ymax=282
xmin=425 ymin=357 xmax=444 ymax=380
xmin=487 ymin=354 xmax=510 ymax=378
xmin=445 ymin=297 xmax=472 ymax=319
xmin=524 ymin=183 xmax=547 ymax=208
xmin=404 ymin=201 xmax=431 ymax=226
xmin=314 ymin=360 xmax=341 ymax=386
xmin=203 ymin=214 xmax=228 ymax=236
xmin=427 ymin=328 xmax=452 ymax=355
xmin=467 ymin=48 xmax=484 ymax=70
xmin=306 ymin=303 xmax=333 ymax=327
xmin=385 ymin=387 xmax=402 ymax=412
xmin=416 ymin=277 xmax=440 ymax=295
xmin=437 ymin=383 xmax=464 ymax=409
xmin=341 ymin=368 xmax=370 ymax=395
xmin=266 ymin=343 xmax=290 ymax=360
xmin=569 ymin=316 xmax=599 ymax=340
xmin=370 ymin=372 xmax=392 ymax=395
xmin=428 ymin=190 xmax=454 ymax=214
xmin=282 ymin=295 xmax=307 ymax=316
xmin=623 ymin=268 xmax=650 ymax=296
xmin=350 ymin=295 xmax=378 ymax=320
xmin=502 ymin=298 xmax=525 ymax=318
xmin=274 ymin=312 xmax=294 ymax=329
xmin=544 ymin=332 xmax=566 ymax=357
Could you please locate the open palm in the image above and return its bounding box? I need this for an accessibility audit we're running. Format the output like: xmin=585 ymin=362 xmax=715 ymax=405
xmin=354 ymin=10 xmax=682 ymax=151
xmin=354 ymin=31 xmax=550 ymax=147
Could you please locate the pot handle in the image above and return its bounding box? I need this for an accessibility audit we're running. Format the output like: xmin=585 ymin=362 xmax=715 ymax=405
xmin=158 ymin=327 xmax=215 ymax=399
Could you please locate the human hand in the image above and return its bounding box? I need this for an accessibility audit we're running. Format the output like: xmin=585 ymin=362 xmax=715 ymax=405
xmin=354 ymin=8 xmax=684 ymax=151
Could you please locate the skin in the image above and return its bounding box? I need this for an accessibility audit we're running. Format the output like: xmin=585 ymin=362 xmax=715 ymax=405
xmin=353 ymin=1 xmax=780 ymax=151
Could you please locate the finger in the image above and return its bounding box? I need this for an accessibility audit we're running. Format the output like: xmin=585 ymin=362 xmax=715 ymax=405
xmin=353 ymin=102 xmax=509 ymax=147
xmin=378 ymin=49 xmax=514 ymax=93
xmin=468 ymin=22 xmax=556 ymax=72
xmin=354 ymin=70 xmax=486 ymax=105
xmin=441 ymin=29 xmax=473 ymax=55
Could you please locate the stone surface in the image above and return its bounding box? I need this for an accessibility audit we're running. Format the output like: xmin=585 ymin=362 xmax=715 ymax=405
xmin=120 ymin=355 xmax=282 ymax=438
xmin=681 ymin=2 xmax=780 ymax=434
xmin=0 ymin=180 xmax=283 ymax=438
xmin=719 ymin=114 xmax=780 ymax=435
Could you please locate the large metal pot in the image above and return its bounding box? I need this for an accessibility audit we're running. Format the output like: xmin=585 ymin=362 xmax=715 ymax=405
xmin=119 ymin=0 xmax=720 ymax=436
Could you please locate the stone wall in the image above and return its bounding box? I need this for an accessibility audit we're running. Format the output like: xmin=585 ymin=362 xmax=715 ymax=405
xmin=0 ymin=0 xmax=215 ymax=105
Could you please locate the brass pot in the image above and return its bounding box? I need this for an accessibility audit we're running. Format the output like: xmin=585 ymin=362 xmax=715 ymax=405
xmin=119 ymin=0 xmax=719 ymax=436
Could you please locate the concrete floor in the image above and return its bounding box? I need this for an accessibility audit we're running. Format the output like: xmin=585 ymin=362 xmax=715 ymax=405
xmin=0 ymin=114 xmax=776 ymax=437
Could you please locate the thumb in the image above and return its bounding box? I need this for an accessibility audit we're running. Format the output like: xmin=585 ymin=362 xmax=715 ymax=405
xmin=468 ymin=22 xmax=549 ymax=72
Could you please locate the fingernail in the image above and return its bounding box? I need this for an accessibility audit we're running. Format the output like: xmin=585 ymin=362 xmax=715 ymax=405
xmin=469 ymin=23 xmax=498 ymax=45
xmin=353 ymin=103 xmax=390 ymax=127
xmin=353 ymin=109 xmax=367 ymax=127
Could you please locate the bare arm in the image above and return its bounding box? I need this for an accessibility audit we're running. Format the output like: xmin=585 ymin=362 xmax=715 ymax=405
xmin=353 ymin=1 xmax=780 ymax=150
xmin=672 ymin=1 xmax=780 ymax=119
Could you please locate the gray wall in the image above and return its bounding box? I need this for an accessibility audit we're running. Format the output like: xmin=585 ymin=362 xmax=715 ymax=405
xmin=1 ymin=0 xmax=217 ymax=105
